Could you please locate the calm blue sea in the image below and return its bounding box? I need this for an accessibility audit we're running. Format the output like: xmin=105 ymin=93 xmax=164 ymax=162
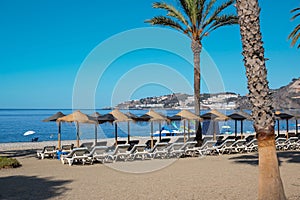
xmin=0 ymin=109 xmax=292 ymax=143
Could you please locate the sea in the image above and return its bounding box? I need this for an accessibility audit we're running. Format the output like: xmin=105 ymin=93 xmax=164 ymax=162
xmin=0 ymin=109 xmax=293 ymax=143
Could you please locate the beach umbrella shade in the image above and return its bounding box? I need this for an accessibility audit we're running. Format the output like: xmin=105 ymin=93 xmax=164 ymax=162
xmin=23 ymin=130 xmax=35 ymax=136
xmin=201 ymin=109 xmax=229 ymax=140
xmin=57 ymin=110 xmax=98 ymax=147
xmin=144 ymin=109 xmax=169 ymax=146
xmin=169 ymin=110 xmax=202 ymax=142
xmin=43 ymin=111 xmax=65 ymax=149
xmin=228 ymin=111 xmax=251 ymax=139
xmin=275 ymin=111 xmax=294 ymax=138
xmin=109 ymin=109 xmax=132 ymax=144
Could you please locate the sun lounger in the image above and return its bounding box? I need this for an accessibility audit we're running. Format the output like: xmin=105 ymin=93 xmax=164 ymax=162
xmin=182 ymin=141 xmax=198 ymax=157
xmin=61 ymin=144 xmax=74 ymax=153
xmin=245 ymin=139 xmax=258 ymax=153
xmin=80 ymin=142 xmax=94 ymax=151
xmin=37 ymin=146 xmax=56 ymax=159
xmin=145 ymin=139 xmax=157 ymax=150
xmin=85 ymin=146 xmax=109 ymax=164
xmin=276 ymin=137 xmax=287 ymax=151
xmin=95 ymin=141 xmax=108 ymax=146
xmin=284 ymin=137 xmax=299 ymax=150
xmin=128 ymin=140 xmax=140 ymax=151
xmin=196 ymin=140 xmax=217 ymax=156
xmin=145 ymin=142 xmax=169 ymax=159
xmin=214 ymin=139 xmax=236 ymax=155
xmin=105 ymin=144 xmax=131 ymax=162
xmin=61 ymin=147 xmax=90 ymax=166
xmin=166 ymin=142 xmax=185 ymax=158
xmin=128 ymin=144 xmax=147 ymax=160
xmin=223 ymin=139 xmax=247 ymax=154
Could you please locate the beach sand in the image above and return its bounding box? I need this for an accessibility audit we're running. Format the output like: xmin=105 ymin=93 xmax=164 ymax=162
xmin=0 ymin=144 xmax=300 ymax=200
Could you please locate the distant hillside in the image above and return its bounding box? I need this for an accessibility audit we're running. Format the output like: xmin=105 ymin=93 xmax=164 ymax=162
xmin=237 ymin=78 xmax=300 ymax=110
xmin=114 ymin=78 xmax=300 ymax=110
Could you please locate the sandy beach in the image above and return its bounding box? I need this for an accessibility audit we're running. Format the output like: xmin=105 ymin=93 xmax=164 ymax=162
xmin=0 ymin=142 xmax=299 ymax=200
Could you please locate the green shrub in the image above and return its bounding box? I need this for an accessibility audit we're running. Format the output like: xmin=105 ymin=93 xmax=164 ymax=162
xmin=0 ymin=157 xmax=21 ymax=169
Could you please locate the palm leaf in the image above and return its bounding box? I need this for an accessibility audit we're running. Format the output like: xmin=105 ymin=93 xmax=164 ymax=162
xmin=145 ymin=16 xmax=190 ymax=37
xmin=201 ymin=0 xmax=216 ymax=25
xmin=202 ymin=0 xmax=235 ymax=30
xmin=152 ymin=2 xmax=191 ymax=32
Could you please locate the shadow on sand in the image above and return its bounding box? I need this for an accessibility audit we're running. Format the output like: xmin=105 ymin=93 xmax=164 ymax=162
xmin=0 ymin=175 xmax=71 ymax=200
xmin=0 ymin=149 xmax=39 ymax=158
xmin=229 ymin=151 xmax=300 ymax=166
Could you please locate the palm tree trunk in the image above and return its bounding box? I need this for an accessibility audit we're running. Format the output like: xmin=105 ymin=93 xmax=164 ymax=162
xmin=192 ymin=39 xmax=203 ymax=144
xmin=236 ymin=1 xmax=286 ymax=199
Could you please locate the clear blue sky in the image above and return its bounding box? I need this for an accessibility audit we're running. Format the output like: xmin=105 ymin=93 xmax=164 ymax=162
xmin=0 ymin=0 xmax=299 ymax=109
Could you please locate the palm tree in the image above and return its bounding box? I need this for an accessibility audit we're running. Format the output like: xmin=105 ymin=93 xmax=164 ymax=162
xmin=235 ymin=0 xmax=286 ymax=199
xmin=145 ymin=0 xmax=238 ymax=143
xmin=288 ymin=7 xmax=300 ymax=48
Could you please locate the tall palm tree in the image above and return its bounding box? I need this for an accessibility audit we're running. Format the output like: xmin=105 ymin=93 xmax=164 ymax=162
xmin=145 ymin=0 xmax=238 ymax=143
xmin=288 ymin=7 xmax=300 ymax=48
xmin=235 ymin=0 xmax=286 ymax=199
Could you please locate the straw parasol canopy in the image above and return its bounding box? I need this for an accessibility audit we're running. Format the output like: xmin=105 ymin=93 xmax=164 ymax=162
xmin=43 ymin=111 xmax=66 ymax=149
xmin=169 ymin=110 xmax=202 ymax=142
xmin=109 ymin=109 xmax=132 ymax=144
xmin=274 ymin=111 xmax=294 ymax=138
xmin=201 ymin=109 xmax=229 ymax=140
xmin=143 ymin=109 xmax=169 ymax=146
xmin=57 ymin=110 xmax=97 ymax=147
xmin=228 ymin=111 xmax=251 ymax=139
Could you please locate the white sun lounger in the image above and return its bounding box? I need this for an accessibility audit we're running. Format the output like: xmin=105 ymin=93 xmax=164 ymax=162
xmin=61 ymin=147 xmax=90 ymax=166
xmin=105 ymin=144 xmax=131 ymax=162
xmin=37 ymin=146 xmax=56 ymax=159
xmin=86 ymin=146 xmax=109 ymax=164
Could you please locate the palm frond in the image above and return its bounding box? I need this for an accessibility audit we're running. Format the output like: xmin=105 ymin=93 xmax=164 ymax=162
xmin=202 ymin=0 xmax=235 ymax=30
xmin=201 ymin=14 xmax=238 ymax=38
xmin=152 ymin=2 xmax=191 ymax=31
xmin=145 ymin=16 xmax=191 ymax=37
xmin=288 ymin=24 xmax=300 ymax=47
xmin=291 ymin=7 xmax=300 ymax=20
xmin=201 ymin=0 xmax=216 ymax=25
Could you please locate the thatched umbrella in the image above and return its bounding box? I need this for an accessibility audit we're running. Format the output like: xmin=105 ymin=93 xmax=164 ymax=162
xmin=43 ymin=111 xmax=65 ymax=149
xmin=169 ymin=110 xmax=202 ymax=142
xmin=143 ymin=109 xmax=169 ymax=147
xmin=228 ymin=111 xmax=251 ymax=139
xmin=57 ymin=110 xmax=97 ymax=147
xmin=201 ymin=109 xmax=229 ymax=140
xmin=109 ymin=109 xmax=132 ymax=145
xmin=275 ymin=111 xmax=294 ymax=138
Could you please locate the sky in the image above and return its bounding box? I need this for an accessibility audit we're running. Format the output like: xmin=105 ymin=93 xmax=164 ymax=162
xmin=0 ymin=0 xmax=299 ymax=109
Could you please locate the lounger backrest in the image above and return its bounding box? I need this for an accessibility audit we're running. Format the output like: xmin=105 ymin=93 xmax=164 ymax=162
xmin=233 ymin=140 xmax=246 ymax=147
xmin=167 ymin=143 xmax=184 ymax=151
xmin=202 ymin=141 xmax=216 ymax=148
xmin=182 ymin=141 xmax=197 ymax=150
xmin=151 ymin=142 xmax=168 ymax=152
xmin=44 ymin=146 xmax=55 ymax=152
xmin=132 ymin=144 xmax=146 ymax=153
xmin=276 ymin=138 xmax=286 ymax=144
xmin=222 ymin=139 xmax=236 ymax=147
xmin=74 ymin=149 xmax=89 ymax=157
xmin=93 ymin=147 xmax=108 ymax=155
xmin=67 ymin=147 xmax=88 ymax=158
xmin=288 ymin=137 xmax=298 ymax=143
xmin=116 ymin=144 xmax=130 ymax=154
xmin=96 ymin=141 xmax=108 ymax=146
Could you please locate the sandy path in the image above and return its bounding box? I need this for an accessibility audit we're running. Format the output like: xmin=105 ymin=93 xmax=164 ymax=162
xmin=0 ymin=150 xmax=300 ymax=200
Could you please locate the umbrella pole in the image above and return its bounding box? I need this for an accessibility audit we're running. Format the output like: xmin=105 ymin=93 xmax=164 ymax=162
xmin=277 ymin=120 xmax=280 ymax=136
xmin=159 ymin=122 xmax=162 ymax=142
xmin=115 ymin=123 xmax=118 ymax=145
xmin=296 ymin=119 xmax=298 ymax=135
xmin=234 ymin=120 xmax=237 ymax=138
xmin=188 ymin=120 xmax=190 ymax=139
xmin=58 ymin=122 xmax=61 ymax=150
xmin=76 ymin=122 xmax=80 ymax=148
xmin=94 ymin=124 xmax=98 ymax=145
xmin=183 ymin=120 xmax=186 ymax=143
xmin=286 ymin=119 xmax=289 ymax=139
xmin=151 ymin=121 xmax=154 ymax=148
xmin=127 ymin=121 xmax=130 ymax=143
xmin=213 ymin=121 xmax=216 ymax=141
xmin=241 ymin=120 xmax=244 ymax=139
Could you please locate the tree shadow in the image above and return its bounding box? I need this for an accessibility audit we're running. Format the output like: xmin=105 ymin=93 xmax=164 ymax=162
xmin=0 ymin=149 xmax=39 ymax=158
xmin=229 ymin=151 xmax=300 ymax=166
xmin=0 ymin=175 xmax=71 ymax=200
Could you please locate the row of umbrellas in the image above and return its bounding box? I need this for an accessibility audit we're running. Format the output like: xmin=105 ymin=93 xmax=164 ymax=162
xmin=43 ymin=109 xmax=298 ymax=149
